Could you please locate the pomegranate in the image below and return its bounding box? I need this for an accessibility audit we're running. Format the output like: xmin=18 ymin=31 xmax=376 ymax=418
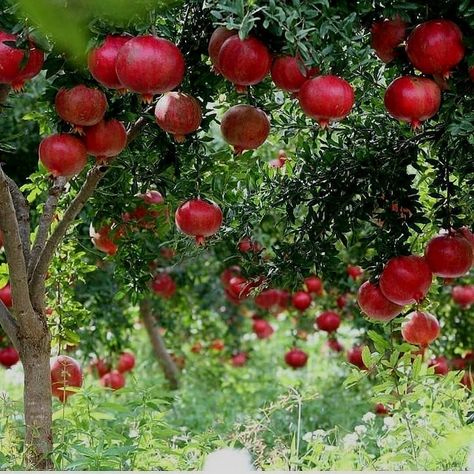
xmin=451 ymin=357 xmax=466 ymax=371
xmin=271 ymin=55 xmax=312 ymax=93
xmin=336 ymin=294 xmax=348 ymax=309
xmin=238 ymin=237 xmax=261 ymax=253
xmin=458 ymin=227 xmax=474 ymax=254
xmin=151 ymin=273 xmax=176 ymax=298
xmin=292 ymin=291 xmax=312 ymax=311
xmin=175 ymin=198 xmax=223 ymax=245
xmin=347 ymin=345 xmax=367 ymax=370
xmin=428 ymin=356 xmax=449 ymax=375
xmin=255 ymin=289 xmax=283 ymax=310
xmin=252 ymin=318 xmax=274 ymax=339
xmin=424 ymin=234 xmax=473 ymax=277
xmin=357 ymin=281 xmax=403 ymax=321
xmin=298 ymin=75 xmax=354 ymax=128
xmin=115 ymin=35 xmax=185 ymax=102
xmin=347 ymin=265 xmax=363 ymax=280
xmin=461 ymin=371 xmax=472 ymax=390
xmin=39 ymin=134 xmax=88 ymax=177
xmin=304 ymin=275 xmax=323 ymax=296
xmin=384 ymin=76 xmax=441 ymax=129
xmin=284 ymin=348 xmax=308 ymax=369
xmin=50 ymin=355 xmax=83 ymax=402
xmin=90 ymin=358 xmax=110 ymax=378
xmin=269 ymin=149 xmax=287 ymax=168
xmin=88 ymin=35 xmax=131 ymax=89
xmin=370 ymin=18 xmax=407 ymax=63
xmin=0 ymin=346 xmax=19 ymax=368
xmin=210 ymin=339 xmax=225 ymax=351
xmin=116 ymin=351 xmax=135 ymax=373
xmin=101 ymin=370 xmax=126 ymax=390
xmin=452 ymin=285 xmax=474 ymax=308
xmin=141 ymin=190 xmax=164 ymax=205
xmin=0 ymin=283 xmax=13 ymax=308
xmin=220 ymin=104 xmax=270 ymax=154
xmin=374 ymin=403 xmax=390 ymax=416
xmin=90 ymin=224 xmax=119 ymax=256
xmin=406 ymin=20 xmax=465 ymax=78
xmin=83 ymin=119 xmax=127 ymax=162
xmin=327 ymin=338 xmax=344 ymax=353
xmin=379 ymin=255 xmax=432 ymax=305
xmin=231 ymin=352 xmax=248 ymax=367
xmin=154 ymin=92 xmax=202 ymax=142
xmin=228 ymin=276 xmax=260 ymax=300
xmin=221 ymin=265 xmax=241 ymax=288
xmin=208 ymin=27 xmax=237 ymax=74
xmin=217 ymin=35 xmax=271 ymax=92
xmin=315 ymin=311 xmax=341 ymax=333
xmin=401 ymin=311 xmax=440 ymax=347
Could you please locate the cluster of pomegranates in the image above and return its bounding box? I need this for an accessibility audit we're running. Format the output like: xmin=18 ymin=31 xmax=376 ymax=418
xmin=89 ymin=351 xmax=136 ymax=392
xmin=428 ymin=351 xmax=473 ymax=389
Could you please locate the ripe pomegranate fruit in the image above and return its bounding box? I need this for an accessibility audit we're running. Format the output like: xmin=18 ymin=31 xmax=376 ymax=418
xmin=452 ymin=285 xmax=474 ymax=308
xmin=269 ymin=149 xmax=287 ymax=168
xmin=88 ymin=35 xmax=131 ymax=90
xmin=208 ymin=27 xmax=237 ymax=74
xmin=0 ymin=283 xmax=13 ymax=308
xmin=284 ymin=348 xmax=308 ymax=369
xmin=292 ymin=291 xmax=312 ymax=311
xmin=151 ymin=273 xmax=176 ymax=298
xmin=255 ymin=289 xmax=283 ymax=310
xmin=252 ymin=318 xmax=274 ymax=339
xmin=304 ymin=276 xmax=323 ymax=296
xmin=39 ymin=134 xmax=88 ymax=177
xmin=50 ymin=355 xmax=83 ymax=402
xmin=231 ymin=352 xmax=248 ymax=367
xmin=271 ymin=56 xmax=314 ymax=93
xmin=458 ymin=227 xmax=474 ymax=254
xmin=83 ymin=118 xmax=127 ymax=162
xmin=154 ymin=92 xmax=202 ymax=142
xmin=357 ymin=281 xmax=403 ymax=322
xmin=175 ymin=198 xmax=223 ymax=245
xmin=370 ymin=18 xmax=407 ymax=63
xmin=217 ymin=35 xmax=271 ymax=92
xmin=401 ymin=311 xmax=440 ymax=347
xmin=347 ymin=265 xmax=363 ymax=280
xmin=451 ymin=357 xmax=466 ymax=371
xmin=115 ymin=35 xmax=185 ymax=102
xmin=220 ymin=104 xmax=270 ymax=154
xmin=406 ymin=20 xmax=465 ymax=78
xmin=327 ymin=338 xmax=344 ymax=353
xmin=347 ymin=345 xmax=367 ymax=370
xmin=336 ymin=294 xmax=348 ymax=309
xmin=90 ymin=358 xmax=110 ymax=378
xmin=0 ymin=346 xmax=19 ymax=368
xmin=384 ymin=76 xmax=441 ymax=129
xmin=316 ymin=311 xmax=341 ymax=333
xmin=221 ymin=265 xmax=241 ymax=288
xmin=117 ymin=351 xmax=135 ymax=373
xmin=90 ymin=224 xmax=119 ymax=255
xmin=101 ymin=370 xmax=126 ymax=390
xmin=238 ymin=236 xmax=262 ymax=253
xmin=424 ymin=234 xmax=473 ymax=278
xmin=428 ymin=356 xmax=449 ymax=375
xmin=298 ymin=75 xmax=354 ymax=128
xmin=379 ymin=255 xmax=432 ymax=305
xmin=228 ymin=276 xmax=261 ymax=300
xmin=374 ymin=403 xmax=389 ymax=416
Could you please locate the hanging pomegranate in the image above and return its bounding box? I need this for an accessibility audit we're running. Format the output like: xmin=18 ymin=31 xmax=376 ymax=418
xmin=230 ymin=352 xmax=248 ymax=367
xmin=0 ymin=282 xmax=13 ymax=308
xmin=83 ymin=118 xmax=127 ymax=162
xmin=347 ymin=345 xmax=367 ymax=370
xmin=370 ymin=18 xmax=407 ymax=63
xmin=116 ymin=351 xmax=135 ymax=373
xmin=284 ymin=348 xmax=308 ymax=369
xmin=304 ymin=275 xmax=323 ymax=296
xmin=252 ymin=318 xmax=274 ymax=339
xmin=401 ymin=311 xmax=440 ymax=347
xmin=221 ymin=265 xmax=241 ymax=289
xmin=151 ymin=273 xmax=176 ymax=298
xmin=292 ymin=291 xmax=312 ymax=311
xmin=357 ymin=281 xmax=403 ymax=322
xmin=0 ymin=346 xmax=19 ymax=368
xmin=315 ymin=311 xmax=341 ymax=333
xmin=254 ymin=289 xmax=283 ymax=310
xmin=452 ymin=285 xmax=474 ymax=308
xmin=271 ymin=56 xmax=315 ymax=93
xmin=50 ymin=355 xmax=83 ymax=402
xmin=101 ymin=370 xmax=126 ymax=390
xmin=90 ymin=224 xmax=120 ymax=256
xmin=208 ymin=27 xmax=238 ymax=74
xmin=428 ymin=356 xmax=449 ymax=375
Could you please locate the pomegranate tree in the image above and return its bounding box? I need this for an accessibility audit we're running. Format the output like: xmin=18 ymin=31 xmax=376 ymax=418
xmin=316 ymin=311 xmax=341 ymax=333
xmin=116 ymin=351 xmax=135 ymax=373
xmin=284 ymin=348 xmax=308 ymax=369
xmin=151 ymin=273 xmax=176 ymax=299
xmin=401 ymin=311 xmax=440 ymax=347
xmin=0 ymin=346 xmax=20 ymax=368
xmin=50 ymin=355 xmax=83 ymax=402
xmin=357 ymin=281 xmax=403 ymax=321
xmin=208 ymin=27 xmax=237 ymax=74
xmin=370 ymin=17 xmax=407 ymax=63
xmin=101 ymin=370 xmax=126 ymax=390
xmin=292 ymin=291 xmax=312 ymax=311
xmin=83 ymin=118 xmax=127 ymax=162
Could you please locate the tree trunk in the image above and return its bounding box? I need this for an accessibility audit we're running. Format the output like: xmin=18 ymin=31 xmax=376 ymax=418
xmin=140 ymin=299 xmax=179 ymax=390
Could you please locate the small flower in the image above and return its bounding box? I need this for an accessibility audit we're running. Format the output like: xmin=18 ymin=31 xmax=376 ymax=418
xmin=342 ymin=433 xmax=359 ymax=448
xmin=362 ymin=412 xmax=376 ymax=423
xmin=129 ymin=428 xmax=139 ymax=438
xmin=383 ymin=416 xmax=396 ymax=430
xmin=354 ymin=425 xmax=367 ymax=436
xmin=303 ymin=429 xmax=327 ymax=443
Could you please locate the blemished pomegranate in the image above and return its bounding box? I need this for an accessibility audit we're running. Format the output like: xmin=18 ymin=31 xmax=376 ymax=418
xmin=50 ymin=355 xmax=83 ymax=402
xmin=316 ymin=311 xmax=341 ymax=333
xmin=39 ymin=134 xmax=88 ymax=178
xmin=292 ymin=291 xmax=312 ymax=311
xmin=83 ymin=118 xmax=127 ymax=162
xmin=115 ymin=35 xmax=185 ymax=102
xmin=271 ymin=56 xmax=313 ymax=93
xmin=117 ymin=351 xmax=135 ymax=373
xmin=406 ymin=19 xmax=465 ymax=78
xmin=298 ymin=75 xmax=354 ymax=128
xmin=284 ymin=348 xmax=308 ymax=369
xmin=424 ymin=234 xmax=473 ymax=278
xmin=428 ymin=356 xmax=449 ymax=375
xmin=217 ymin=35 xmax=271 ymax=92
xmin=304 ymin=276 xmax=323 ymax=296
xmin=452 ymin=285 xmax=474 ymax=308
xmin=384 ymin=76 xmax=441 ymax=129
xmin=401 ymin=311 xmax=440 ymax=347
xmin=55 ymin=85 xmax=107 ymax=130
xmin=208 ymin=27 xmax=237 ymax=74
xmin=327 ymin=338 xmax=344 ymax=353
xmin=90 ymin=358 xmax=111 ymax=378
xmin=231 ymin=352 xmax=248 ymax=367
xmin=175 ymin=198 xmax=223 ymax=245
xmin=379 ymin=255 xmax=432 ymax=306
xmin=90 ymin=224 xmax=119 ymax=256
xmin=347 ymin=345 xmax=367 ymax=370
xmin=0 ymin=346 xmax=19 ymax=368
xmin=252 ymin=318 xmax=274 ymax=339
xmin=154 ymin=92 xmax=202 ymax=142
xmin=357 ymin=281 xmax=403 ymax=322
xmin=88 ymin=35 xmax=131 ymax=90
xmin=101 ymin=370 xmax=126 ymax=390
xmin=151 ymin=273 xmax=176 ymax=298
xmin=0 ymin=282 xmax=13 ymax=308
xmin=220 ymin=104 xmax=270 ymax=155
xmin=347 ymin=265 xmax=363 ymax=280
xmin=370 ymin=18 xmax=407 ymax=63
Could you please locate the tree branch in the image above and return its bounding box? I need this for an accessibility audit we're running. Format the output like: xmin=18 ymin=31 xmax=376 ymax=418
xmin=0 ymin=301 xmax=19 ymax=349
xmin=126 ymin=106 xmax=153 ymax=145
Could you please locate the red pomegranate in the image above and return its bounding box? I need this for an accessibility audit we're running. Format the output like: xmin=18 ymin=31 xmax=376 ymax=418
xmin=210 ymin=339 xmax=225 ymax=351
xmin=424 ymin=234 xmax=473 ymax=278
xmin=238 ymin=236 xmax=261 ymax=253
xmin=88 ymin=35 xmax=131 ymax=90
xmin=83 ymin=118 xmax=127 ymax=162
xmin=284 ymin=348 xmax=308 ymax=369
xmin=0 ymin=282 xmax=13 ymax=308
xmin=154 ymin=92 xmax=202 ymax=142
xmin=220 ymin=104 xmax=270 ymax=155
xmin=374 ymin=403 xmax=389 ymax=416
xmin=208 ymin=27 xmax=237 ymax=74
xmin=336 ymin=294 xmax=348 ymax=309
xmin=117 ymin=351 xmax=135 ymax=373
xmin=327 ymin=338 xmax=344 ymax=353
xmin=298 ymin=75 xmax=354 ymax=128
xmin=252 ymin=318 xmax=274 ymax=339
xmin=175 ymin=198 xmax=223 ymax=245
xmin=269 ymin=149 xmax=288 ymax=168
xmin=231 ymin=352 xmax=248 ymax=367
xmin=452 ymin=285 xmax=474 ymax=308
xmin=228 ymin=276 xmax=260 ymax=300
xmin=0 ymin=346 xmax=19 ymax=368
xmin=0 ymin=31 xmax=44 ymax=90
xmin=151 ymin=273 xmax=176 ymax=298
xmin=55 ymin=85 xmax=107 ymax=130
xmin=401 ymin=311 xmax=440 ymax=347
xmin=50 ymin=355 xmax=83 ymax=402
xmin=379 ymin=255 xmax=432 ymax=306
xmin=39 ymin=134 xmax=88 ymax=178
xmin=140 ymin=190 xmax=164 ymax=205
xmin=115 ymin=35 xmax=185 ymax=102
xmin=384 ymin=76 xmax=441 ymax=129
xmin=304 ymin=276 xmax=323 ymax=296
xmin=101 ymin=370 xmax=126 ymax=390
xmin=347 ymin=265 xmax=363 ymax=280
xmin=255 ymin=289 xmax=283 ymax=310
xmin=292 ymin=291 xmax=312 ymax=311
xmin=271 ymin=56 xmax=314 ymax=93
xmin=221 ymin=265 xmax=241 ymax=288
xmin=428 ymin=356 xmax=449 ymax=375
xmin=217 ymin=35 xmax=271 ymax=92
xmin=90 ymin=358 xmax=110 ymax=378
xmin=406 ymin=19 xmax=465 ymax=78
xmin=347 ymin=345 xmax=367 ymax=370
xmin=316 ymin=311 xmax=341 ymax=333
xmin=458 ymin=227 xmax=474 ymax=254
xmin=451 ymin=357 xmax=466 ymax=371
xmin=370 ymin=18 xmax=407 ymax=63
xmin=90 ymin=224 xmax=119 ymax=255
xmin=357 ymin=281 xmax=403 ymax=322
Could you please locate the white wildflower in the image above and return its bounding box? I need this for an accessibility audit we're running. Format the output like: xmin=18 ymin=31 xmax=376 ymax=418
xmin=362 ymin=412 xmax=376 ymax=423
xmin=383 ymin=416 xmax=396 ymax=430
xmin=303 ymin=429 xmax=327 ymax=443
xmin=342 ymin=433 xmax=359 ymax=448
xmin=129 ymin=428 xmax=139 ymax=438
xmin=354 ymin=425 xmax=367 ymax=436
xmin=203 ymin=448 xmax=254 ymax=472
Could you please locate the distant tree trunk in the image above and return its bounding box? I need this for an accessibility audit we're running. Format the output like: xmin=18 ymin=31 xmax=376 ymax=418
xmin=140 ymin=299 xmax=179 ymax=390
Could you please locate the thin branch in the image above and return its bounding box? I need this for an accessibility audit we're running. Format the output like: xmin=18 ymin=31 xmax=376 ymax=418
xmin=126 ymin=106 xmax=153 ymax=145
xmin=0 ymin=301 xmax=19 ymax=348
